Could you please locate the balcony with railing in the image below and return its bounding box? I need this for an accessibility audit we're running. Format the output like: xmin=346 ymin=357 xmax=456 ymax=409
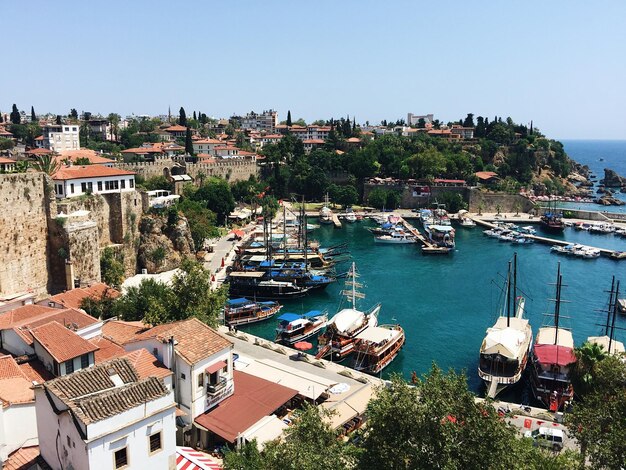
xmin=205 ymin=377 xmax=233 ymax=409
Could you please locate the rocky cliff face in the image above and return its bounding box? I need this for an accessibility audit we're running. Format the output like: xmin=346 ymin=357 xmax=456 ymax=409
xmin=137 ymin=213 xmax=195 ymax=273
xmin=601 ymin=168 xmax=626 ymax=188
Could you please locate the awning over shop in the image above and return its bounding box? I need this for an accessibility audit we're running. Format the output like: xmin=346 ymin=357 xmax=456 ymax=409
xmin=194 ymin=371 xmax=297 ymax=443
xmin=176 ymin=447 xmax=221 ymax=470
xmin=205 ymin=360 xmax=227 ymax=374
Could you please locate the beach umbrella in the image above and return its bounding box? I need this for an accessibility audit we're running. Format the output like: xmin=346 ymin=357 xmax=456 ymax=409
xmin=221 ymin=257 xmax=225 ymax=267
xmin=294 ymin=341 xmax=313 ymax=351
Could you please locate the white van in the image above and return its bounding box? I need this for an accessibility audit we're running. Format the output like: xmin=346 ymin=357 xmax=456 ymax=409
xmin=524 ymin=427 xmax=564 ymax=451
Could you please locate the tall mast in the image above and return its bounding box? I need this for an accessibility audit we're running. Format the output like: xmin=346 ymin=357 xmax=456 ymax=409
xmin=554 ymin=263 xmax=562 ymax=345
xmin=606 ymin=276 xmax=616 ymax=337
xmin=506 ymin=261 xmax=512 ymax=327
xmin=283 ymin=203 xmax=287 ymax=260
xmin=609 ymin=280 xmax=620 ymax=354
xmin=513 ymin=252 xmax=518 ymax=318
xmin=352 ymin=262 xmax=356 ymax=308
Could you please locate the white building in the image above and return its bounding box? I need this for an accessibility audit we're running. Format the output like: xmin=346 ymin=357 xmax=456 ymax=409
xmin=192 ymin=139 xmax=222 ymax=155
xmin=407 ymin=113 xmax=434 ymax=127
xmin=35 ymin=357 xmax=176 ymax=470
xmin=51 ymin=165 xmax=136 ymax=199
xmin=0 ymin=355 xmax=39 ymax=461
xmin=240 ymin=110 xmax=278 ymax=133
xmin=42 ymin=124 xmax=80 ymax=152
xmin=102 ymin=318 xmax=234 ymax=446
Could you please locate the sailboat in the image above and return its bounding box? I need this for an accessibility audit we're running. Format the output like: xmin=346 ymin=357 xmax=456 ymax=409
xmin=478 ymin=253 xmax=533 ymax=398
xmin=529 ymin=264 xmax=577 ymax=411
xmin=319 ymin=193 xmax=334 ymax=225
xmin=587 ymin=277 xmax=625 ymax=355
xmin=540 ymin=196 xmax=565 ymax=233
xmin=316 ymin=262 xmax=381 ymax=361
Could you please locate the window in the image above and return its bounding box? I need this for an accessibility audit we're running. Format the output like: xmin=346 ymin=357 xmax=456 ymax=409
xmin=149 ymin=432 xmax=162 ymax=453
xmin=81 ymin=182 xmax=87 ymax=192
xmin=120 ymin=179 xmax=125 ymax=189
xmin=129 ymin=179 xmax=134 ymax=188
xmin=67 ymin=436 xmax=71 ymax=447
xmin=208 ymin=371 xmax=218 ymax=385
xmin=87 ymin=182 xmax=93 ymax=192
xmin=114 ymin=448 xmax=128 ymax=469
xmin=180 ymin=372 xmax=186 ymax=380
xmin=72 ymin=127 xmax=77 ymax=132
xmin=198 ymin=373 xmax=204 ymax=388
xmin=97 ymin=181 xmax=102 ymax=191
xmin=81 ymin=354 xmax=89 ymax=369
xmin=65 ymin=359 xmax=74 ymax=374
xmin=70 ymin=183 xmax=74 ymax=194
xmin=64 ymin=127 xmax=70 ymax=132
xmin=105 ymin=180 xmax=111 ymax=190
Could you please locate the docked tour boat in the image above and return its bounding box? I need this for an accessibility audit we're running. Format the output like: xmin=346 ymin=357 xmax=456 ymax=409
xmin=224 ymin=298 xmax=282 ymax=326
xmin=319 ymin=194 xmax=334 ymax=224
xmin=540 ymin=198 xmax=565 ymax=233
xmin=275 ymin=310 xmax=328 ymax=345
xmin=352 ymin=324 xmax=405 ymax=375
xmin=459 ymin=217 xmax=476 ymax=228
xmin=529 ymin=264 xmax=576 ymax=411
xmin=374 ymin=232 xmax=417 ymax=244
xmin=228 ymin=271 xmax=312 ymax=300
xmin=587 ymin=277 xmax=625 ymax=355
xmin=316 ymin=263 xmax=381 ymax=362
xmin=478 ymin=253 xmax=533 ymax=398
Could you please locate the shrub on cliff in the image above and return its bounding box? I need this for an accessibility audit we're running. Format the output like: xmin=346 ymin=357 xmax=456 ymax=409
xmin=100 ymin=247 xmax=125 ymax=288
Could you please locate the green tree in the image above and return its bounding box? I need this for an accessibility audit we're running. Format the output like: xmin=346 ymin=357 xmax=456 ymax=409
xmin=367 ymin=187 xmax=389 ymax=209
xmin=571 ymin=341 xmax=608 ymax=397
xmin=114 ymin=278 xmax=173 ymax=322
xmin=56 ymin=114 xmax=62 ymax=125
xmin=79 ymin=289 xmax=119 ymax=320
xmin=177 ymin=199 xmax=219 ymax=251
xmin=438 ymin=192 xmax=468 ymax=213
xmin=417 ymin=117 xmax=426 ymax=128
xmin=10 ymin=104 xmax=20 ymax=124
xmin=30 ymin=106 xmax=36 ymax=122
xmin=0 ymin=138 xmax=15 ymax=151
xmin=361 ymin=367 xmax=532 ymax=470
xmin=32 ymin=154 xmax=60 ymax=176
xmin=70 ymin=108 xmax=78 ymax=120
xmin=74 ymin=157 xmax=91 ymax=166
xmin=179 ymin=107 xmax=187 ymax=126
xmin=108 ymin=113 xmax=121 ymax=141
xmin=192 ymin=177 xmax=236 ymax=224
xmin=185 ymin=127 xmax=193 ymax=154
xmin=567 ymin=355 xmax=626 ymax=469
xmin=167 ymin=259 xmax=227 ymax=327
xmin=100 ymin=247 xmax=125 ymax=288
xmin=463 ymin=113 xmax=475 ymax=127
xmin=286 ymin=110 xmax=292 ymax=127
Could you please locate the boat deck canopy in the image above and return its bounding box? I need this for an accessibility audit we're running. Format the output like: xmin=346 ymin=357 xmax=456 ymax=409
xmin=229 ymin=271 xmax=266 ymax=278
xmin=534 ymin=344 xmax=576 ymax=366
xmin=356 ymin=326 xmax=398 ymax=344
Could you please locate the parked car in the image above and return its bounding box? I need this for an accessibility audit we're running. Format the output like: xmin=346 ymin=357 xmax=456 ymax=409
xmin=524 ymin=427 xmax=564 ymax=451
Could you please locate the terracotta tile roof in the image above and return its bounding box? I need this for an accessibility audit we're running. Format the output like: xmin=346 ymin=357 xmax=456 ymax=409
xmin=48 ymin=283 xmax=120 ymax=310
xmin=121 ymin=147 xmax=164 ymax=154
xmin=3 ymin=446 xmax=42 ymax=470
xmin=0 ymin=355 xmax=34 ymax=406
xmin=25 ymin=148 xmax=53 ymax=155
xmin=475 ymin=171 xmax=498 ymax=180
xmin=194 ymin=139 xmax=222 ymax=144
xmin=55 ymin=149 xmax=116 ymax=165
xmin=0 ymin=157 xmax=15 ymax=164
xmin=52 ymin=165 xmax=135 ymax=181
xmin=303 ymin=139 xmax=324 ymax=144
xmin=30 ymin=321 xmax=99 ymax=363
xmin=125 ymin=318 xmax=232 ymax=365
xmin=90 ymin=336 xmax=126 ymax=362
xmin=123 ymin=348 xmax=172 ymax=379
xmin=165 ymin=125 xmax=188 ymax=132
xmin=101 ymin=320 xmax=145 ymax=344
xmin=19 ymin=359 xmax=54 ymax=383
xmin=346 ymin=137 xmax=361 ymax=143
xmin=43 ymin=357 xmax=170 ymax=424
xmin=13 ymin=308 xmax=99 ymax=346
xmin=0 ymin=305 xmax=57 ymax=330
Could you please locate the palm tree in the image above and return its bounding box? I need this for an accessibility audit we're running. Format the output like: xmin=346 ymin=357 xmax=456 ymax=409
xmin=32 ymin=154 xmax=60 ymax=176
xmin=477 ymin=201 xmax=485 ymax=216
xmin=495 ymin=204 xmax=502 ymax=216
xmin=573 ymin=341 xmax=608 ymax=396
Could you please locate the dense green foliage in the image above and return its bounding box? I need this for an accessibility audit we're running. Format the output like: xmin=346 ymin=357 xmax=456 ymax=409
xmin=100 ymin=247 xmax=125 ymax=288
xmin=175 ymin=198 xmax=220 ymax=250
xmin=568 ymin=352 xmax=626 ymax=469
xmin=186 ymin=177 xmax=236 ymax=224
xmin=113 ymin=259 xmax=227 ymax=327
xmin=224 ymin=366 xmax=581 ymax=469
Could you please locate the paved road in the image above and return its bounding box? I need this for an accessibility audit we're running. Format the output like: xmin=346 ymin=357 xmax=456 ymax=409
xmin=203 ymin=222 xmax=256 ymax=289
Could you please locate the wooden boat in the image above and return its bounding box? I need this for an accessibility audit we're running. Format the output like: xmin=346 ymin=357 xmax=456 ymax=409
xmin=478 ymin=253 xmax=533 ymax=398
xmin=587 ymin=277 xmax=625 ymax=354
xmin=352 ymin=324 xmax=405 ymax=375
xmin=228 ymin=272 xmax=312 ymax=300
xmin=540 ymin=197 xmax=565 ymax=233
xmin=275 ymin=310 xmax=328 ymax=345
xmin=528 ymin=264 xmax=576 ymax=411
xmin=224 ymin=298 xmax=282 ymax=326
xmin=374 ymin=232 xmax=417 ymax=244
xmin=316 ymin=263 xmax=381 ymax=362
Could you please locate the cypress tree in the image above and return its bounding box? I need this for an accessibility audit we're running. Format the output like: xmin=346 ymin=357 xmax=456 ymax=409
xmin=352 ymin=117 xmax=356 ymax=132
xmin=529 ymin=120 xmax=533 ymax=135
xmin=286 ymin=110 xmax=292 ymax=127
xmin=179 ymin=107 xmax=187 ymax=126
xmin=193 ymin=111 xmax=197 ymax=121
xmin=56 ymin=115 xmax=62 ymax=125
xmin=185 ymin=127 xmax=193 ymax=154
xmin=0 ymin=113 xmax=3 ymax=123
xmin=31 ymin=106 xmax=36 ymax=122
xmin=10 ymin=104 xmax=20 ymax=124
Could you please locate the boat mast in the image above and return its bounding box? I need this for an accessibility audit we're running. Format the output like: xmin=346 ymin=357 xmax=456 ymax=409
xmin=609 ymin=280 xmax=620 ymax=353
xmin=506 ymin=261 xmax=512 ymax=327
xmin=606 ymin=276 xmax=616 ymax=337
xmin=554 ymin=263 xmax=562 ymax=346
xmin=283 ymin=203 xmax=287 ymax=260
xmin=513 ymin=252 xmax=518 ymax=318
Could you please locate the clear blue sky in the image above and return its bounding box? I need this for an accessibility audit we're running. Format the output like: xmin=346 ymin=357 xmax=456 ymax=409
xmin=2 ymin=1 xmax=625 ymax=139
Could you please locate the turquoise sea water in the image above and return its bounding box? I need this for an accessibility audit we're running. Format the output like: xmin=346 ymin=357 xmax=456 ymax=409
xmin=238 ymin=141 xmax=626 ymax=404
